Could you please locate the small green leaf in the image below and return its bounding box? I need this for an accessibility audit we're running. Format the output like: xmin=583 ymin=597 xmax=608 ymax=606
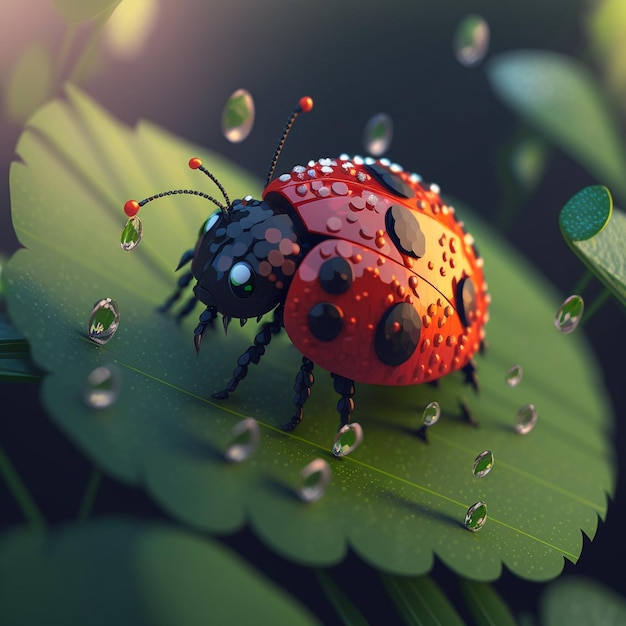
xmin=459 ymin=580 xmax=518 ymax=626
xmin=4 ymin=85 xmax=616 ymax=582
xmin=53 ymin=0 xmax=122 ymax=22
xmin=541 ymin=577 xmax=626 ymax=626
xmin=487 ymin=50 xmax=626 ymax=201
xmin=561 ymin=202 xmax=626 ymax=309
xmin=381 ymin=575 xmax=464 ymax=626
xmin=559 ymin=186 xmax=613 ymax=242
xmin=0 ymin=519 xmax=318 ymax=626
xmin=4 ymin=43 xmax=54 ymax=124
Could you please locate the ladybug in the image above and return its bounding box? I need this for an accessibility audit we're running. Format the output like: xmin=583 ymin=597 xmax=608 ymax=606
xmin=122 ymin=97 xmax=489 ymax=431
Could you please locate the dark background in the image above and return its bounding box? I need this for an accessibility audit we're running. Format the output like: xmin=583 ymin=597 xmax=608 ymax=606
xmin=1 ymin=0 xmax=624 ymax=621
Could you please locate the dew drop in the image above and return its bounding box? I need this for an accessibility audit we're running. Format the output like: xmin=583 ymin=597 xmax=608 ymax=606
xmin=505 ymin=364 xmax=523 ymax=387
xmin=472 ymin=450 xmax=494 ymax=477
xmin=554 ymin=295 xmax=584 ymax=333
xmin=120 ymin=215 xmax=142 ymax=251
xmin=224 ymin=417 xmax=260 ymax=462
xmin=84 ymin=364 xmax=121 ymax=409
xmin=363 ymin=113 xmax=393 ymax=157
xmin=221 ymin=89 xmax=255 ymax=143
xmin=422 ymin=401 xmax=441 ymax=426
xmin=297 ymin=458 xmax=332 ymax=503
xmin=88 ymin=298 xmax=120 ymax=345
xmin=464 ymin=501 xmax=487 ymax=531
xmin=332 ymin=422 xmax=363 ymax=457
xmin=454 ymin=15 xmax=490 ymax=67
xmin=514 ymin=403 xmax=537 ymax=434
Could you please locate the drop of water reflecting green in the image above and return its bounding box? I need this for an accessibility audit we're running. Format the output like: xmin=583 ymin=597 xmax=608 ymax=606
xmin=88 ymin=298 xmax=120 ymax=345
xmin=464 ymin=501 xmax=487 ymax=531
xmin=505 ymin=364 xmax=523 ymax=387
xmin=472 ymin=450 xmax=494 ymax=477
xmin=224 ymin=417 xmax=260 ymax=462
xmin=514 ymin=403 xmax=538 ymax=434
xmin=298 ymin=458 xmax=332 ymax=503
xmin=121 ymin=216 xmax=142 ymax=251
xmin=454 ymin=15 xmax=490 ymax=67
xmin=554 ymin=295 xmax=584 ymax=333
xmin=363 ymin=113 xmax=393 ymax=157
xmin=422 ymin=401 xmax=441 ymax=426
xmin=221 ymin=89 xmax=255 ymax=143
xmin=332 ymin=422 xmax=363 ymax=457
xmin=84 ymin=364 xmax=121 ymax=409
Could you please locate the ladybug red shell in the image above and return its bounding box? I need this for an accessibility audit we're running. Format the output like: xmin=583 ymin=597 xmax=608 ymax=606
xmin=123 ymin=97 xmax=489 ymax=431
xmin=267 ymin=155 xmax=489 ymax=387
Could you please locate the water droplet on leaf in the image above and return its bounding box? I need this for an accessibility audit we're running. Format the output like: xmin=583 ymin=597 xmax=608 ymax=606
xmin=224 ymin=417 xmax=260 ymax=462
xmin=363 ymin=113 xmax=393 ymax=157
xmin=514 ymin=403 xmax=537 ymax=434
xmin=472 ymin=450 xmax=494 ymax=477
xmin=84 ymin=364 xmax=121 ymax=409
xmin=464 ymin=501 xmax=487 ymax=531
xmin=332 ymin=422 xmax=363 ymax=457
xmin=555 ymin=295 xmax=584 ymax=333
xmin=454 ymin=15 xmax=490 ymax=67
xmin=221 ymin=89 xmax=255 ymax=143
xmin=121 ymin=216 xmax=142 ymax=251
xmin=422 ymin=401 xmax=441 ymax=426
xmin=88 ymin=298 xmax=120 ymax=345
xmin=298 ymin=458 xmax=332 ymax=503
xmin=505 ymin=364 xmax=523 ymax=387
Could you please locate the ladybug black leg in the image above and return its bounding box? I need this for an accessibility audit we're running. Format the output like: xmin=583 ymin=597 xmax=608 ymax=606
xmin=332 ymin=373 xmax=356 ymax=428
xmin=157 ymin=248 xmax=195 ymax=314
xmin=461 ymin=359 xmax=480 ymax=393
xmin=175 ymin=295 xmax=199 ymax=323
xmin=157 ymin=269 xmax=194 ymax=314
xmin=459 ymin=398 xmax=478 ymax=427
xmin=479 ymin=339 xmax=489 ymax=356
xmin=193 ymin=306 xmax=218 ymax=354
xmin=282 ymin=357 xmax=315 ymax=431
xmin=212 ymin=305 xmax=284 ymax=400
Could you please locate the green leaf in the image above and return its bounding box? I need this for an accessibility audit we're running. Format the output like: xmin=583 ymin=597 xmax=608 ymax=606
xmin=0 ymin=313 xmax=44 ymax=381
xmin=487 ymin=50 xmax=626 ymax=201
xmin=0 ymin=518 xmax=318 ymax=626
xmin=559 ymin=189 xmax=626 ymax=309
xmin=380 ymin=574 xmax=464 ymax=626
xmin=541 ymin=577 xmax=626 ymax=626
xmin=53 ymin=0 xmax=122 ymax=22
xmin=459 ymin=579 xmax=518 ymax=626
xmin=5 ymin=85 xmax=615 ymax=581
xmin=4 ymin=43 xmax=54 ymax=124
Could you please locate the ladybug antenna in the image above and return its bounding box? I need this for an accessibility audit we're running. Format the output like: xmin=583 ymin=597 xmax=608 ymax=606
xmin=265 ymin=96 xmax=314 ymax=186
xmin=123 ymin=158 xmax=232 ymax=220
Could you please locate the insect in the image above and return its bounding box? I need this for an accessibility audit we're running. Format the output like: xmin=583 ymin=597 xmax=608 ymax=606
xmin=122 ymin=97 xmax=489 ymax=431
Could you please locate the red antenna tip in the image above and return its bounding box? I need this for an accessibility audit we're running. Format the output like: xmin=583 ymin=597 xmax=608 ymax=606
xmin=298 ymin=96 xmax=314 ymax=113
xmin=124 ymin=200 xmax=140 ymax=217
xmin=189 ymin=157 xmax=203 ymax=170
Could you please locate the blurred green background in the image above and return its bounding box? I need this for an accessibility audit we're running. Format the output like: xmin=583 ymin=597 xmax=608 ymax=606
xmin=1 ymin=0 xmax=625 ymax=622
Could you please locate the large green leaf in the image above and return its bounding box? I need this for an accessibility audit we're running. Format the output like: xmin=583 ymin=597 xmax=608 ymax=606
xmin=487 ymin=50 xmax=626 ymax=202
xmin=0 ymin=518 xmax=317 ymax=625
xmin=0 ymin=312 xmax=43 ymax=381
xmin=4 ymin=85 xmax=615 ymax=581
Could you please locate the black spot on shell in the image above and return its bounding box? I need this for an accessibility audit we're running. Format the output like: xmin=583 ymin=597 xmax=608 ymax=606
xmin=385 ymin=204 xmax=426 ymax=258
xmin=457 ymin=277 xmax=476 ymax=327
xmin=308 ymin=303 xmax=343 ymax=341
xmin=319 ymin=257 xmax=353 ymax=294
xmin=365 ymin=163 xmax=415 ymax=199
xmin=375 ymin=302 xmax=421 ymax=366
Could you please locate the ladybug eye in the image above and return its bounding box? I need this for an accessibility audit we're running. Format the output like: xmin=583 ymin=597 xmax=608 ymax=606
xmin=229 ymin=262 xmax=256 ymax=298
xmin=198 ymin=211 xmax=220 ymax=237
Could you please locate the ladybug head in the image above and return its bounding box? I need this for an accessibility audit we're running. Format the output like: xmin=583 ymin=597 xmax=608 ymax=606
xmin=191 ymin=197 xmax=302 ymax=319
